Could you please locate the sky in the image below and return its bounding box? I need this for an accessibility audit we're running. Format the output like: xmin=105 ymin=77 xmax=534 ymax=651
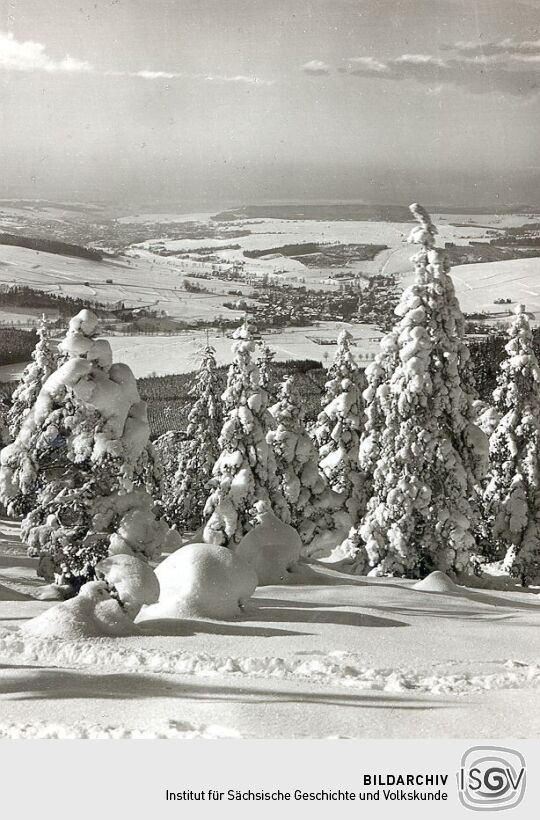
xmin=0 ymin=0 xmax=539 ymax=208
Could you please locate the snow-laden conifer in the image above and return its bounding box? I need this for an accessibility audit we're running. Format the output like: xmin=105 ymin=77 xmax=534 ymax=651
xmin=172 ymin=344 xmax=223 ymax=532
xmin=0 ymin=309 xmax=174 ymax=587
xmin=256 ymin=341 xmax=276 ymax=397
xmin=0 ymin=396 xmax=9 ymax=449
xmin=8 ymin=318 xmax=58 ymax=440
xmin=484 ymin=305 xmax=540 ymax=584
xmin=268 ymin=374 xmax=334 ymax=545
xmin=348 ymin=204 xmax=488 ymax=577
xmin=203 ymin=318 xmax=288 ymax=546
xmin=312 ymin=329 xmax=366 ymax=524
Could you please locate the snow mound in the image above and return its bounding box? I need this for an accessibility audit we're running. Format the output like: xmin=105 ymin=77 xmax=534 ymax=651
xmin=101 ymin=490 xmax=170 ymax=563
xmin=138 ymin=543 xmax=258 ymax=621
xmin=413 ymin=571 xmax=459 ymax=593
xmin=32 ymin=583 xmax=75 ymax=601
xmin=21 ymin=581 xmax=138 ymax=639
xmin=96 ymin=554 xmax=159 ymax=618
xmin=235 ymin=506 xmax=302 ymax=585
xmin=0 ymin=720 xmax=242 ymax=740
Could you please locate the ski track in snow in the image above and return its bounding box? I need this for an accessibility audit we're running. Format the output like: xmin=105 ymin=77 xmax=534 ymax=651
xmin=1 ymin=627 xmax=538 ymax=698
xmin=0 ymin=719 xmax=242 ymax=740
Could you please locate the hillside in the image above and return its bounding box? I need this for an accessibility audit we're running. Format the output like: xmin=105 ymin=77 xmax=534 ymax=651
xmin=402 ymin=257 xmax=540 ymax=320
xmin=0 ymin=243 xmax=250 ymax=324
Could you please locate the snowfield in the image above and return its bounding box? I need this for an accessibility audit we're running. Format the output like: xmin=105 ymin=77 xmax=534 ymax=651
xmin=1 ymin=518 xmax=539 ymax=739
xmin=106 ymin=324 xmax=383 ymax=378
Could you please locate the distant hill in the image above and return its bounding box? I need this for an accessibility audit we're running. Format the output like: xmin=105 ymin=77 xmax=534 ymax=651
xmin=213 ymin=204 xmax=416 ymax=222
xmin=212 ymin=203 xmax=539 ymax=223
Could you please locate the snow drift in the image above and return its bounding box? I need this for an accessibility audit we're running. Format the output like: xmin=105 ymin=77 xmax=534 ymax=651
xmin=138 ymin=542 xmax=258 ymax=621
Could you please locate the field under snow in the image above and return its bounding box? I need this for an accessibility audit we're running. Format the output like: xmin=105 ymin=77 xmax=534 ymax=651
xmin=0 ymin=244 xmax=252 ymax=322
xmin=106 ymin=323 xmax=383 ymax=378
xmin=0 ymin=518 xmax=539 ymax=739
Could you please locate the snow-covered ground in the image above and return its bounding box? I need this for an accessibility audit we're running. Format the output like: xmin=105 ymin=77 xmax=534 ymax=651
xmin=0 ymin=323 xmax=381 ymax=381
xmin=445 ymin=257 xmax=540 ymax=319
xmin=1 ymin=518 xmax=539 ymax=739
xmin=106 ymin=323 xmax=382 ymax=378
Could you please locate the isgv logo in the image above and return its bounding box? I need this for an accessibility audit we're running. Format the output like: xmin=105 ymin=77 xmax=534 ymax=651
xmin=457 ymin=746 xmax=526 ymax=811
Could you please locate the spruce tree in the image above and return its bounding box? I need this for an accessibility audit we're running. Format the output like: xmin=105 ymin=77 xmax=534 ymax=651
xmin=484 ymin=305 xmax=540 ymax=585
xmin=8 ymin=318 xmax=58 ymax=440
xmin=203 ymin=317 xmax=288 ymax=546
xmin=172 ymin=344 xmax=223 ymax=532
xmin=0 ymin=396 xmax=9 ymax=449
xmin=350 ymin=204 xmax=488 ymax=577
xmin=268 ymin=374 xmax=333 ymax=545
xmin=312 ymin=329 xmax=366 ymax=525
xmin=0 ymin=309 xmax=171 ymax=587
xmin=256 ymin=341 xmax=276 ymax=398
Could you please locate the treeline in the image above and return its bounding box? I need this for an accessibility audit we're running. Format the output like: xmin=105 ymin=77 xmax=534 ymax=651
xmin=139 ymin=359 xmax=324 ymax=437
xmin=0 ymin=328 xmax=38 ymax=366
xmin=214 ymin=204 xmax=418 ymax=222
xmin=444 ymin=244 xmax=540 ymax=265
xmin=244 ymin=243 xmax=321 ymax=259
xmin=0 ymin=285 xmax=119 ymax=318
xmin=0 ymin=232 xmax=102 ymax=261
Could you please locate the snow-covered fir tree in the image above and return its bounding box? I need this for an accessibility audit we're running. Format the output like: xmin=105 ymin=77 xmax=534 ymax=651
xmin=7 ymin=318 xmax=58 ymax=440
xmin=171 ymin=344 xmax=223 ymax=532
xmin=312 ymin=329 xmax=366 ymax=527
xmin=256 ymin=341 xmax=276 ymax=398
xmin=347 ymin=204 xmax=488 ymax=577
xmin=203 ymin=317 xmax=288 ymax=546
xmin=0 ymin=309 xmax=175 ymax=588
xmin=484 ymin=305 xmax=540 ymax=584
xmin=267 ymin=374 xmax=334 ymax=545
xmin=151 ymin=431 xmax=194 ymax=528
xmin=0 ymin=395 xmax=10 ymax=449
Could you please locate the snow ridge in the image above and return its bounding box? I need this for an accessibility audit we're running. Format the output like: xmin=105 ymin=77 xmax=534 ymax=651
xmin=0 ymin=720 xmax=241 ymax=740
xmin=1 ymin=628 xmax=538 ymax=697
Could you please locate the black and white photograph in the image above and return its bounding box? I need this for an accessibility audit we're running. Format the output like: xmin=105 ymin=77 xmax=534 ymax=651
xmin=0 ymin=0 xmax=539 ymax=760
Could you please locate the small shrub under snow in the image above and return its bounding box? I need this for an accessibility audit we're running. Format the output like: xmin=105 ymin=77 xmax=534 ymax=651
xmin=138 ymin=542 xmax=258 ymax=621
xmin=413 ymin=571 xmax=459 ymax=593
xmin=95 ymin=554 xmax=160 ymax=618
xmin=234 ymin=502 xmax=303 ymax=585
xmin=21 ymin=581 xmax=138 ymax=639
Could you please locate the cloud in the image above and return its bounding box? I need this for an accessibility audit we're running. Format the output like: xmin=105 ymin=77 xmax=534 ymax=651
xmin=446 ymin=38 xmax=540 ymax=60
xmin=301 ymin=59 xmax=331 ymax=75
xmin=201 ymin=74 xmax=274 ymax=86
xmin=134 ymin=70 xmax=178 ymax=80
xmin=341 ymin=56 xmax=387 ymax=73
xmin=131 ymin=71 xmax=274 ymax=85
xmin=342 ymin=43 xmax=540 ymax=96
xmin=0 ymin=31 xmax=274 ymax=87
xmin=0 ymin=31 xmax=93 ymax=73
